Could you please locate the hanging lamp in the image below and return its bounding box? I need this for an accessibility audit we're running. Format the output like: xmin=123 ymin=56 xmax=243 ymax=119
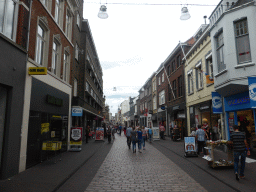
xmin=98 ymin=5 xmax=108 ymax=19
xmin=180 ymin=6 xmax=191 ymax=20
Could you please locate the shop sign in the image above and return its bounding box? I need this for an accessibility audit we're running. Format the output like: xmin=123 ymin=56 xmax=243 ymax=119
xmin=95 ymin=127 xmax=104 ymax=141
xmin=47 ymin=94 xmax=63 ymax=106
xmin=248 ymin=77 xmax=256 ymax=108
xmin=70 ymin=127 xmax=83 ymax=145
xmin=72 ymin=108 xmax=83 ymax=116
xmin=42 ymin=141 xmax=62 ymax=151
xmin=152 ymin=127 xmax=160 ymax=140
xmin=212 ymin=92 xmax=222 ymax=114
xmin=41 ymin=123 xmax=49 ymax=134
xmin=224 ymin=92 xmax=251 ymax=112
xmin=184 ymin=137 xmax=196 ymax=153
xmin=200 ymin=106 xmax=209 ymax=110
xmin=173 ymin=106 xmax=179 ymax=110
xmin=28 ymin=67 xmax=47 ymax=75
xmin=177 ymin=114 xmax=185 ymax=118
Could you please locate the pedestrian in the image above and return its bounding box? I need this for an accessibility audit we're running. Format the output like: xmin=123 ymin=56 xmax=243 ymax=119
xmin=148 ymin=125 xmax=153 ymax=143
xmin=195 ymin=125 xmax=206 ymax=155
xmin=205 ymin=126 xmax=211 ymax=141
xmin=190 ymin=127 xmax=196 ymax=137
xmin=137 ymin=128 xmax=143 ymax=153
xmin=124 ymin=126 xmax=127 ymax=136
xmin=159 ymin=123 xmax=165 ymax=140
xmin=119 ymin=125 xmax=122 ymax=136
xmin=142 ymin=126 xmax=147 ymax=150
xmin=230 ymin=125 xmax=250 ymax=181
xmin=107 ymin=126 xmax=112 ymax=143
xmin=131 ymin=127 xmax=137 ymax=153
xmin=111 ymin=126 xmax=115 ymax=140
xmin=86 ymin=125 xmax=90 ymax=143
xmin=126 ymin=126 xmax=132 ymax=149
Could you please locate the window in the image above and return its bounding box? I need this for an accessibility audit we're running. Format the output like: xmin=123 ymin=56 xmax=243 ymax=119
xmin=36 ymin=25 xmax=46 ymax=65
xmin=55 ymin=0 xmax=60 ymax=24
xmin=178 ymin=76 xmax=182 ymax=97
xmin=187 ymin=71 xmax=193 ymax=94
xmin=0 ymin=0 xmax=18 ymax=40
xmin=206 ymin=56 xmax=213 ymax=84
xmin=167 ymin=65 xmax=170 ymax=76
xmin=91 ymin=88 xmax=93 ymax=96
xmin=76 ymin=12 xmax=80 ymax=28
xmin=73 ymin=78 xmax=77 ymax=96
xmin=195 ymin=64 xmax=203 ymax=89
xmin=216 ymin=31 xmax=226 ymax=73
xmin=173 ymin=80 xmax=177 ymax=99
xmin=159 ymin=90 xmax=165 ymax=105
xmin=171 ymin=61 xmax=176 ymax=72
xmin=63 ymin=52 xmax=69 ymax=82
xmin=177 ymin=55 xmax=181 ymax=68
xmin=162 ymin=73 xmax=164 ymax=82
xmin=52 ymin=41 xmax=59 ymax=75
xmin=86 ymin=82 xmax=89 ymax=91
xmin=158 ymin=77 xmax=161 ymax=85
xmin=65 ymin=10 xmax=72 ymax=39
xmin=145 ymin=102 xmax=147 ymax=110
xmin=153 ymin=96 xmax=157 ymax=110
xmin=234 ymin=19 xmax=251 ymax=64
xmin=75 ymin=43 xmax=79 ymax=60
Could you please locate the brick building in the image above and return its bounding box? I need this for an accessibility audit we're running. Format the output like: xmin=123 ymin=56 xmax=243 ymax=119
xmin=21 ymin=0 xmax=79 ymax=170
xmin=164 ymin=38 xmax=194 ymax=138
xmin=0 ymin=0 xmax=32 ymax=180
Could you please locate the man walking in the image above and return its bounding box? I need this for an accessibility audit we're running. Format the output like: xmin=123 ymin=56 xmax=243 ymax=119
xmin=230 ymin=125 xmax=250 ymax=181
xmin=126 ymin=126 xmax=132 ymax=149
xmin=148 ymin=126 xmax=153 ymax=143
xmin=159 ymin=123 xmax=165 ymax=140
xmin=195 ymin=125 xmax=206 ymax=156
xmin=119 ymin=125 xmax=122 ymax=136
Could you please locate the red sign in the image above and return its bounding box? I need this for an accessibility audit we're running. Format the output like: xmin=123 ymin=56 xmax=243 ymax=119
xmin=95 ymin=127 xmax=104 ymax=141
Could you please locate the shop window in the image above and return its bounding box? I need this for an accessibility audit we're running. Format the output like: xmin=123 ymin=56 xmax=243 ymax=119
xmin=234 ymin=19 xmax=251 ymax=64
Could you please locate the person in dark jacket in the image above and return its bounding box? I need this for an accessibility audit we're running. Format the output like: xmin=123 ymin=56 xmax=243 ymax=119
xmin=230 ymin=125 xmax=250 ymax=181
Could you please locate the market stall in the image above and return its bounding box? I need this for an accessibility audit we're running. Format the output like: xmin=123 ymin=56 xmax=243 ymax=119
xmin=203 ymin=140 xmax=234 ymax=168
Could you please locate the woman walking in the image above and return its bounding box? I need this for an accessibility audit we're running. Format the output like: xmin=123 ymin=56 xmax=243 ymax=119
xmin=142 ymin=126 xmax=148 ymax=150
xmin=131 ymin=127 xmax=137 ymax=153
xmin=137 ymin=128 xmax=143 ymax=153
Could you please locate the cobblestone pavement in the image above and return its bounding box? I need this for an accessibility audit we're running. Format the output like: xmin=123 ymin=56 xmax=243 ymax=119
xmin=85 ymin=135 xmax=207 ymax=192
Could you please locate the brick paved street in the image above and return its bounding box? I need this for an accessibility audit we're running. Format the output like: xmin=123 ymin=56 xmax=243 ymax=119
xmin=85 ymin=135 xmax=207 ymax=192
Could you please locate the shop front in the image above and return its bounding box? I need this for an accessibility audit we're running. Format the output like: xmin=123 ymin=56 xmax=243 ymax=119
xmin=26 ymin=78 xmax=70 ymax=168
xmin=189 ymin=100 xmax=221 ymax=140
xmin=168 ymin=103 xmax=186 ymax=139
xmin=224 ymin=91 xmax=256 ymax=151
xmin=151 ymin=114 xmax=158 ymax=127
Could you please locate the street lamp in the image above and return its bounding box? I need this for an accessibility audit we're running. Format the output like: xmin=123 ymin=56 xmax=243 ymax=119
xmin=98 ymin=5 xmax=108 ymax=19
xmin=180 ymin=6 xmax=191 ymax=20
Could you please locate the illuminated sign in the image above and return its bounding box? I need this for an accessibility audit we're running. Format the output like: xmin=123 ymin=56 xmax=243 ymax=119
xmin=28 ymin=67 xmax=47 ymax=75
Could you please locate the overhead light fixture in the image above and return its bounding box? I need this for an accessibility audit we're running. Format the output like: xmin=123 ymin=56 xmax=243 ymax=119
xmin=180 ymin=6 xmax=191 ymax=20
xmin=98 ymin=5 xmax=108 ymax=19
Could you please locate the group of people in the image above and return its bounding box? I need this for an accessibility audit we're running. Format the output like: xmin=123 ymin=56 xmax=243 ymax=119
xmin=190 ymin=124 xmax=250 ymax=181
xmin=126 ymin=126 xmax=153 ymax=153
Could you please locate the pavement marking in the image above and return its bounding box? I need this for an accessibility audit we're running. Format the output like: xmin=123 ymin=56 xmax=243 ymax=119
xmin=84 ymin=135 xmax=207 ymax=192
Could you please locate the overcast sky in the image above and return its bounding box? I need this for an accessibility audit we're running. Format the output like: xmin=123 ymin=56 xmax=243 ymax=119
xmin=83 ymin=0 xmax=221 ymax=115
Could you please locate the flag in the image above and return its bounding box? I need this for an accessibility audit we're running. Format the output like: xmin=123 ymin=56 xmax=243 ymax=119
xmin=194 ymin=66 xmax=214 ymax=84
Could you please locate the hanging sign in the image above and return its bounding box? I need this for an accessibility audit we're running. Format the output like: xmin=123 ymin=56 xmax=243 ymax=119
xmin=212 ymin=92 xmax=223 ymax=114
xmin=70 ymin=127 xmax=83 ymax=145
xmin=152 ymin=127 xmax=160 ymax=140
xmin=248 ymin=77 xmax=256 ymax=108
xmin=72 ymin=108 xmax=83 ymax=116
xmin=95 ymin=127 xmax=104 ymax=141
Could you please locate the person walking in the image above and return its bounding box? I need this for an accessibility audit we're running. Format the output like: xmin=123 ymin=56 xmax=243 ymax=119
xmin=119 ymin=125 xmax=122 ymax=136
xmin=148 ymin=126 xmax=153 ymax=143
xmin=111 ymin=126 xmax=115 ymax=140
xmin=131 ymin=127 xmax=137 ymax=153
xmin=107 ymin=126 xmax=112 ymax=143
xmin=142 ymin=126 xmax=147 ymax=150
xmin=137 ymin=128 xmax=143 ymax=153
xmin=86 ymin=125 xmax=90 ymax=143
xmin=230 ymin=125 xmax=250 ymax=181
xmin=159 ymin=123 xmax=165 ymax=140
xmin=195 ymin=125 xmax=206 ymax=156
xmin=123 ymin=126 xmax=127 ymax=136
xmin=126 ymin=126 xmax=132 ymax=149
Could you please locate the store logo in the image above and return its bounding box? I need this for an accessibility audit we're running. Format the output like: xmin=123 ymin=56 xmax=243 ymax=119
xmin=249 ymin=83 xmax=256 ymax=101
xmin=212 ymin=96 xmax=222 ymax=109
xmin=72 ymin=108 xmax=82 ymax=113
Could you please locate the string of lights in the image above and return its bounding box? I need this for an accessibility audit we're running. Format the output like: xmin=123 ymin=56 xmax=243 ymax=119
xmin=85 ymin=2 xmax=220 ymax=6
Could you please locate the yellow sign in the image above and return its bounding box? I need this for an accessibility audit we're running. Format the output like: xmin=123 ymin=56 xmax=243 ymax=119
xmin=42 ymin=141 xmax=62 ymax=151
xmin=70 ymin=141 xmax=82 ymax=145
xmin=41 ymin=123 xmax=50 ymax=134
xmin=28 ymin=67 xmax=47 ymax=75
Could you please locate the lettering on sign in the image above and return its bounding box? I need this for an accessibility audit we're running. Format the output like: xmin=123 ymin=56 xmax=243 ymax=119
xmin=28 ymin=67 xmax=47 ymax=75
xmin=227 ymin=97 xmax=250 ymax=106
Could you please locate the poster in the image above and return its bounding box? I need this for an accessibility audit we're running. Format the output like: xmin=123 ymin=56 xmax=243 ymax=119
xmin=70 ymin=127 xmax=83 ymax=145
xmin=152 ymin=127 xmax=160 ymax=140
xmin=228 ymin=118 xmax=234 ymax=132
xmin=95 ymin=127 xmax=104 ymax=141
xmin=184 ymin=137 xmax=196 ymax=153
